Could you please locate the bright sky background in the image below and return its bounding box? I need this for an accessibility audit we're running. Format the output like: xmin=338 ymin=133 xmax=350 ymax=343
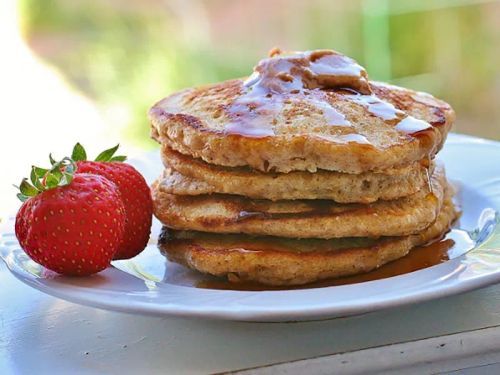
xmin=0 ymin=1 xmax=140 ymax=214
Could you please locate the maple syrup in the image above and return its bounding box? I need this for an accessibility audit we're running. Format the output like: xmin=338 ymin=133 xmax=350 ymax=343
xmin=224 ymin=49 xmax=371 ymax=137
xmin=344 ymin=93 xmax=402 ymax=122
xmin=195 ymin=238 xmax=455 ymax=291
xmin=224 ymin=49 xmax=438 ymax=143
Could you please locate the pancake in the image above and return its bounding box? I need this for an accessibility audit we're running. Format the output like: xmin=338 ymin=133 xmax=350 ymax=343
xmin=158 ymin=191 xmax=458 ymax=286
xmin=152 ymin=165 xmax=447 ymax=239
xmin=160 ymin=145 xmax=433 ymax=203
xmin=149 ymin=50 xmax=454 ymax=173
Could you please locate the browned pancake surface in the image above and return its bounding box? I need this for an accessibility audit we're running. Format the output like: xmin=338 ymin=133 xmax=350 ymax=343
xmin=150 ymin=50 xmax=454 ymax=174
xmin=159 ymin=192 xmax=458 ymax=285
xmin=160 ymin=145 xmax=433 ymax=203
xmin=153 ymin=165 xmax=447 ymax=239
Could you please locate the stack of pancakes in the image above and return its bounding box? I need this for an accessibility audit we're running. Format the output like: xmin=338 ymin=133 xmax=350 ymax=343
xmin=149 ymin=49 xmax=458 ymax=286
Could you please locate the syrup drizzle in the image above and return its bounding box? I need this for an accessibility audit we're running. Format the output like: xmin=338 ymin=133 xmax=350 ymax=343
xmin=337 ymin=133 xmax=372 ymax=144
xmin=223 ymin=49 xmax=436 ymax=142
xmin=225 ymin=50 xmax=367 ymax=137
xmin=395 ymin=116 xmax=433 ymax=135
xmin=345 ymin=94 xmax=403 ymax=121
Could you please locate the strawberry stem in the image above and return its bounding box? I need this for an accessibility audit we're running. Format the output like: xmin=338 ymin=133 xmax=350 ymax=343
xmin=15 ymin=157 xmax=77 ymax=202
xmin=15 ymin=143 xmax=127 ymax=202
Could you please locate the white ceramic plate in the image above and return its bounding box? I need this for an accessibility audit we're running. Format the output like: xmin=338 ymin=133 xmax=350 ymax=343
xmin=1 ymin=133 xmax=500 ymax=322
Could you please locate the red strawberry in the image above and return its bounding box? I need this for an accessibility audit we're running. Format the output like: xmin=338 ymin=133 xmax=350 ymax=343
xmin=71 ymin=143 xmax=153 ymax=260
xmin=15 ymin=158 xmax=126 ymax=276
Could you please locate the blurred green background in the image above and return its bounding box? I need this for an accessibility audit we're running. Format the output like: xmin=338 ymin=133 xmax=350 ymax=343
xmin=19 ymin=0 xmax=500 ymax=147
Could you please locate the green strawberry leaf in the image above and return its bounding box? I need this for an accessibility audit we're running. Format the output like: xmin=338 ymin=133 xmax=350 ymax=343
xmin=68 ymin=142 xmax=126 ymax=163
xmin=58 ymin=174 xmax=69 ymax=186
xmin=19 ymin=178 xmax=39 ymax=196
xmin=110 ymin=155 xmax=127 ymax=162
xmin=49 ymin=153 xmax=56 ymax=165
xmin=33 ymin=166 xmax=48 ymax=176
xmin=51 ymin=166 xmax=63 ymax=179
xmin=31 ymin=166 xmax=47 ymax=190
xmin=30 ymin=168 xmax=40 ymax=189
xmin=71 ymin=143 xmax=87 ymax=161
xmin=45 ymin=173 xmax=59 ymax=188
xmin=16 ymin=193 xmax=29 ymax=202
xmin=16 ymin=142 xmax=128 ymax=202
xmin=95 ymin=144 xmax=120 ymax=162
xmin=31 ymin=166 xmax=48 ymax=187
xmin=63 ymin=172 xmax=74 ymax=185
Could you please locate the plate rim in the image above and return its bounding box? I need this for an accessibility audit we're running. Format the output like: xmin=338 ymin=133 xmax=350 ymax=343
xmin=2 ymin=132 xmax=500 ymax=322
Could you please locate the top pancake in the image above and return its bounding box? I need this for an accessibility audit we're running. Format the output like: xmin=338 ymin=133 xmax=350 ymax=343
xmin=150 ymin=49 xmax=454 ymax=173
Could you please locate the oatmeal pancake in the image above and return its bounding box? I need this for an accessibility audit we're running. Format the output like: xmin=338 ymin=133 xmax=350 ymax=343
xmin=158 ymin=191 xmax=458 ymax=286
xmin=160 ymin=145 xmax=433 ymax=203
xmin=150 ymin=50 xmax=454 ymax=173
xmin=152 ymin=165 xmax=447 ymax=239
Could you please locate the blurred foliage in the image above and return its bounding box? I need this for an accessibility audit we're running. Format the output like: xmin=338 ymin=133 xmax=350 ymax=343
xmin=19 ymin=0 xmax=249 ymax=146
xmin=390 ymin=12 xmax=435 ymax=78
xmin=19 ymin=0 xmax=500 ymax=145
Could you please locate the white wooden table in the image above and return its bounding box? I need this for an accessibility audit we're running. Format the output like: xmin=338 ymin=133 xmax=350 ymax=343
xmin=2 ymin=259 xmax=500 ymax=374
